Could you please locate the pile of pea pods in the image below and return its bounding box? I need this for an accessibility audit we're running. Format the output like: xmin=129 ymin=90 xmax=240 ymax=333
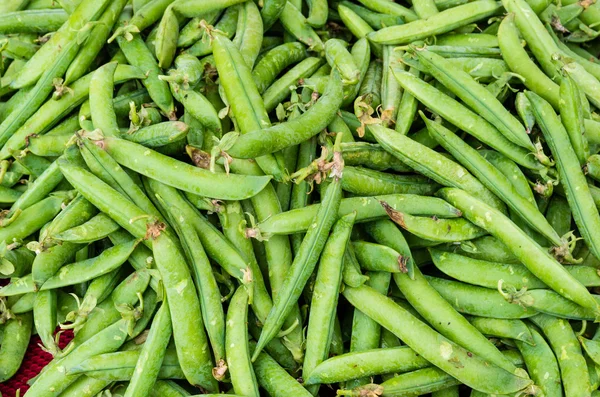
xmin=5 ymin=0 xmax=600 ymax=396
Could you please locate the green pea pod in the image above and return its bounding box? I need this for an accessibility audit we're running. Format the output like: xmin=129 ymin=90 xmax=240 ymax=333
xmin=25 ymin=318 xmax=130 ymax=396
xmin=0 ymin=313 xmax=32 ymax=382
xmin=124 ymin=121 xmax=189 ymax=147
xmin=40 ymin=239 xmax=137 ymax=290
xmin=515 ymin=326 xmax=562 ymax=397
xmin=109 ymin=0 xmax=174 ymax=40
xmin=155 ymin=4 xmax=179 ymax=68
xmin=416 ymin=49 xmax=534 ymax=151
xmin=560 ymin=74 xmax=590 ymax=165
xmin=373 ymin=367 xmax=459 ymax=395
xmin=338 ymin=4 xmax=383 ymax=58
xmin=263 ymin=56 xmax=324 ymax=112
xmin=177 ymin=10 xmax=221 ymax=48
xmin=356 ymin=0 xmax=417 ymax=22
xmin=339 ymin=1 xmax=405 ymax=29
xmin=185 ymin=5 xmax=238 ymax=56
xmin=226 ymin=287 xmax=259 ymax=396
xmin=64 ymin=0 xmax=129 ymax=85
xmin=0 ymin=195 xmax=64 ymax=242
xmin=342 ymin=284 xmax=532 ymax=393
xmin=0 ymin=38 xmax=81 ymax=149
xmin=233 ymin=1 xmax=263 ymax=68
xmin=59 ymin=376 xmax=111 ymax=397
xmin=531 ymin=314 xmax=591 ymax=396
xmin=325 ymin=39 xmax=361 ymax=85
xmin=10 ymin=0 xmax=111 ymax=89
xmin=303 ymin=212 xmax=356 ymax=392
xmin=527 ymin=91 xmax=600 ymax=260
xmin=368 ymin=0 xmax=500 ymax=44
xmin=390 ymin=68 xmax=545 ymax=171
xmin=469 ymin=317 xmax=534 ymax=345
xmin=380 ymin=46 xmax=403 ymax=127
xmin=252 ymin=42 xmax=307 ymax=94
xmin=212 ymin=33 xmax=285 ymax=181
xmin=520 ymin=289 xmax=599 ymax=320
xmin=342 ymin=142 xmax=410 ymax=172
xmin=90 ymin=62 xmax=120 ymax=137
xmin=278 ymin=1 xmax=324 ymax=52
xmin=358 ymin=60 xmax=382 ymax=110
xmin=0 ymin=64 xmax=147 ymax=159
xmin=253 ymin=136 xmax=344 ymax=361
xmin=229 ymin=71 xmax=343 ymax=159
xmin=369 ymin=124 xmax=505 ymax=211
xmin=0 ymin=9 xmax=68 ymax=34
xmin=497 ymin=14 xmax=559 ymax=109
xmin=152 ymin=232 xmax=217 ymax=392
xmin=100 ymin=136 xmax=271 ymax=200
xmin=148 ymin=181 xmax=227 ymax=365
xmin=172 ymin=88 xmax=221 ymax=134
xmin=252 ymin=344 xmax=314 ymax=397
xmin=123 ymin=299 xmax=173 ymax=397
xmin=255 ymin=194 xmax=461 ymax=236
xmin=33 ymin=289 xmax=58 ymax=355
xmin=438 ymin=187 xmax=600 ymax=315
xmin=304 ymin=346 xmax=429 ymax=385
xmin=342 ymin=166 xmax=438 ymax=196
xmin=118 ymin=34 xmax=175 ymax=119
xmin=79 ymin=138 xmax=162 ymax=218
xmin=171 ymin=0 xmax=247 ymax=17
xmin=68 ymin=346 xmax=179 ymax=376
xmin=394 ymin=67 xmax=419 ymax=135
xmin=424 ymin=117 xmax=565 ymax=249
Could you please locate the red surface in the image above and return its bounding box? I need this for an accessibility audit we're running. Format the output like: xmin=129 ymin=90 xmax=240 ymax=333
xmin=0 ymin=329 xmax=73 ymax=397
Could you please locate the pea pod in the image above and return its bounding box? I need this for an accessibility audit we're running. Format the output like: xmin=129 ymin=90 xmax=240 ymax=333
xmin=438 ymin=187 xmax=600 ymax=315
xmin=0 ymin=312 xmax=32 ymax=381
xmin=278 ymin=2 xmax=324 ymax=52
xmin=252 ymin=42 xmax=307 ymax=94
xmin=253 ymin=136 xmax=344 ymax=361
xmin=416 ymin=49 xmax=533 ymax=151
xmin=560 ymin=74 xmax=590 ymax=165
xmin=0 ymin=9 xmax=68 ymax=34
xmin=356 ymin=0 xmax=417 ymax=22
xmin=185 ymin=6 xmax=238 ymax=57
xmin=368 ymin=1 xmax=500 ymax=44
xmin=342 ymin=284 xmax=533 ymax=393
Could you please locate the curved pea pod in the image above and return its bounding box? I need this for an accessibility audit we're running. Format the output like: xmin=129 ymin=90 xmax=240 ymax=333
xmin=124 ymin=121 xmax=188 ymax=148
xmin=27 ymin=134 xmax=72 ymax=157
xmin=172 ymin=89 xmax=221 ymax=134
xmin=513 ymin=289 xmax=600 ymax=320
xmin=390 ymin=70 xmax=544 ymax=171
xmin=229 ymin=72 xmax=343 ymax=159
xmin=154 ymin=5 xmax=179 ymax=69
xmin=416 ymin=50 xmax=533 ymax=151
xmin=342 ymin=166 xmax=438 ymax=196
xmin=252 ymin=42 xmax=307 ymax=94
xmin=339 ymin=1 xmax=405 ymax=29
xmin=426 ymin=276 xmax=538 ymax=319
xmin=108 ymin=0 xmax=174 ymax=40
xmin=527 ymin=91 xmax=600 ymax=260
xmin=457 ymin=235 xmax=520 ymax=264
xmin=0 ymin=9 xmax=68 ymax=34
xmin=33 ymin=289 xmax=58 ymax=355
xmin=424 ymin=117 xmax=564 ymax=248
xmin=0 ymin=312 xmax=32 ymax=382
xmin=515 ymin=92 xmax=535 ymax=133
xmin=26 ymin=318 xmax=131 ymax=396
xmin=0 ymin=244 xmax=34 ymax=279
xmin=90 ymin=62 xmax=120 ymax=138
xmin=303 ymin=212 xmax=356 ymax=392
xmin=342 ymin=284 xmax=533 ymax=393
xmin=117 ymin=34 xmax=175 ymax=119
xmin=530 ymin=313 xmax=591 ymax=397
xmin=560 ymin=74 xmax=590 ymax=165
xmin=178 ymin=10 xmax=221 ymax=48
xmin=260 ymin=0 xmax=286 ymax=30
xmin=70 ymin=349 xmax=182 ymax=381
xmin=58 ymin=377 xmax=111 ymax=397
xmin=278 ymin=2 xmax=324 ymax=52
xmin=11 ymin=292 xmax=35 ymax=313
xmin=368 ymin=0 xmax=500 ymax=45
xmin=497 ymin=14 xmax=559 ymax=109
xmin=356 ymin=0 xmax=417 ymax=22
xmin=0 ymin=185 xmax=21 ymax=204
xmin=438 ymin=187 xmax=600 ymax=316
xmin=64 ymin=0 xmax=129 ymax=85
xmin=369 ymin=124 xmax=505 ymax=211
xmin=262 ymin=56 xmax=325 ymax=112
xmin=515 ymin=326 xmax=563 ymax=397
xmin=338 ymin=4 xmax=383 ymax=59
xmin=99 ymin=136 xmax=271 ymax=200
xmin=40 ymin=239 xmax=137 ymax=290
xmin=304 ymin=346 xmax=429 ymax=385
xmin=255 ymin=194 xmax=461 ymax=236
xmin=325 ymin=39 xmax=361 ymax=85
xmin=468 ymin=317 xmax=535 ymax=345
